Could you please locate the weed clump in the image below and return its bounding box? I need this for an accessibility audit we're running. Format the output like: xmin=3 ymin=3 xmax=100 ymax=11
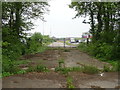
xmin=58 ymin=59 xmax=65 ymax=68
xmin=67 ymin=76 xmax=75 ymax=88
xmin=81 ymin=65 xmax=99 ymax=74
xmin=27 ymin=64 xmax=49 ymax=72
xmin=64 ymin=49 xmax=70 ymax=52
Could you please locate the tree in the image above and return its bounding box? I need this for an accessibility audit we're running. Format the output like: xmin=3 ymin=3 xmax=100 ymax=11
xmin=69 ymin=2 xmax=120 ymax=60
xmin=2 ymin=2 xmax=49 ymax=59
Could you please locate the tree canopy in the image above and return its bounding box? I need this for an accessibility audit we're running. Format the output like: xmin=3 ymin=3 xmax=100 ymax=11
xmin=70 ymin=2 xmax=120 ymax=60
xmin=2 ymin=2 xmax=49 ymax=59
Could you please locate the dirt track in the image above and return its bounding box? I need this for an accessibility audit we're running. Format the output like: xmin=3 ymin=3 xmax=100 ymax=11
xmin=2 ymin=47 xmax=119 ymax=88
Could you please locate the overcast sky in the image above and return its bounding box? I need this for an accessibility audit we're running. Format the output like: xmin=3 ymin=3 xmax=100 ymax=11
xmin=30 ymin=0 xmax=90 ymax=38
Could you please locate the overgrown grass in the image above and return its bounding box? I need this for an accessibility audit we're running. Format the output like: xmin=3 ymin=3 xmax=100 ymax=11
xmin=2 ymin=32 xmax=52 ymax=77
xmin=2 ymin=57 xmax=49 ymax=77
xmin=55 ymin=65 xmax=99 ymax=75
xmin=26 ymin=64 xmax=49 ymax=72
xmin=2 ymin=64 xmax=49 ymax=78
xmin=77 ymin=43 xmax=120 ymax=72
xmin=82 ymin=65 xmax=99 ymax=74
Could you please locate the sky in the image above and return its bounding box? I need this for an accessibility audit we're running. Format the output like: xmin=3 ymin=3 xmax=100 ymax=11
xmin=30 ymin=0 xmax=90 ymax=38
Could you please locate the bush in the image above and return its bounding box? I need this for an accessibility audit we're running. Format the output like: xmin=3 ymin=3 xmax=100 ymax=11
xmin=78 ymin=42 xmax=115 ymax=61
xmin=2 ymin=72 xmax=13 ymax=77
xmin=110 ymin=61 xmax=120 ymax=72
xmin=2 ymin=56 xmax=20 ymax=74
xmin=2 ymin=41 xmax=24 ymax=60
xmin=77 ymin=43 xmax=88 ymax=52
xmin=25 ymin=33 xmax=50 ymax=54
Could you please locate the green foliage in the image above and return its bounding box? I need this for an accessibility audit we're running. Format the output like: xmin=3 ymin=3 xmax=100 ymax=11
xmin=26 ymin=33 xmax=51 ymax=54
xmin=2 ymin=57 xmax=28 ymax=77
xmin=27 ymin=64 xmax=49 ymax=72
xmin=102 ymin=62 xmax=120 ymax=72
xmin=16 ymin=70 xmax=26 ymax=74
xmin=58 ymin=59 xmax=65 ymax=68
xmin=26 ymin=33 xmax=43 ymax=54
xmin=2 ymin=2 xmax=50 ymax=76
xmin=110 ymin=61 xmax=120 ymax=72
xmin=14 ymin=60 xmax=30 ymax=65
xmin=70 ymin=2 xmax=120 ymax=62
xmin=2 ymin=69 xmax=28 ymax=77
xmin=103 ymin=65 xmax=111 ymax=72
xmin=55 ymin=66 xmax=99 ymax=75
xmin=2 ymin=41 xmax=24 ymax=60
xmin=2 ymin=56 xmax=20 ymax=74
xmin=67 ymin=77 xmax=75 ymax=88
xmin=64 ymin=49 xmax=70 ymax=52
xmin=55 ymin=67 xmax=69 ymax=75
xmin=81 ymin=65 xmax=99 ymax=74
xmin=72 ymin=67 xmax=82 ymax=71
xmin=2 ymin=72 xmax=13 ymax=77
xmin=78 ymin=42 xmax=117 ymax=61
xmin=42 ymin=35 xmax=54 ymax=45
xmin=77 ymin=43 xmax=89 ymax=53
xmin=35 ymin=64 xmax=49 ymax=72
xmin=26 ymin=66 xmax=36 ymax=72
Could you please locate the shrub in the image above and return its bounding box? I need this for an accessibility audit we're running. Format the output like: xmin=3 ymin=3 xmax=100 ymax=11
xmin=2 ymin=72 xmax=13 ymax=77
xmin=2 ymin=41 xmax=24 ymax=60
xmin=2 ymin=56 xmax=20 ymax=74
xmin=110 ymin=61 xmax=120 ymax=72
xmin=77 ymin=43 xmax=88 ymax=52
xmin=26 ymin=33 xmax=51 ymax=54
xmin=77 ymin=42 xmax=117 ymax=64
